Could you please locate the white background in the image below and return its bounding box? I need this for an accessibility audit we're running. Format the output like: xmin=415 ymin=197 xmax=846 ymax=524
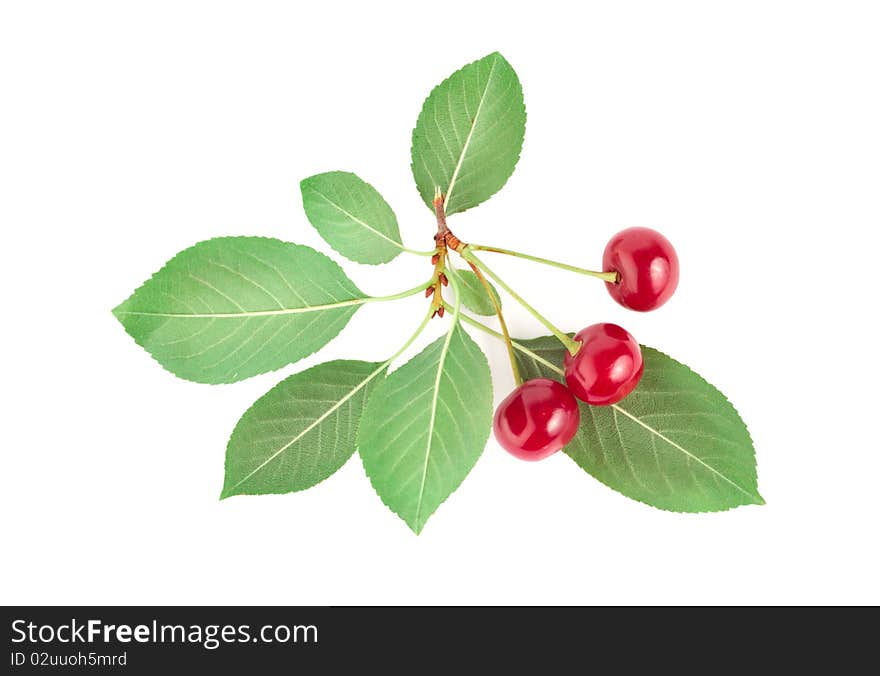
xmin=2 ymin=1 xmax=878 ymax=605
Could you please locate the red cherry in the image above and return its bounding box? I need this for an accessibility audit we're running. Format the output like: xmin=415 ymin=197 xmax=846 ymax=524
xmin=493 ymin=378 xmax=581 ymax=461
xmin=564 ymin=323 xmax=643 ymax=405
xmin=603 ymin=227 xmax=679 ymax=311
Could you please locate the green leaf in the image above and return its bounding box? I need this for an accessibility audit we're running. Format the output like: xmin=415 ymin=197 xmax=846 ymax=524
xmin=514 ymin=336 xmax=763 ymax=512
xmin=411 ymin=51 xmax=526 ymax=216
xmin=221 ymin=360 xmax=387 ymax=498
xmin=300 ymin=171 xmax=404 ymax=265
xmin=113 ymin=237 xmax=365 ymax=384
xmin=447 ymin=267 xmax=501 ymax=316
xmin=358 ymin=323 xmax=493 ymax=533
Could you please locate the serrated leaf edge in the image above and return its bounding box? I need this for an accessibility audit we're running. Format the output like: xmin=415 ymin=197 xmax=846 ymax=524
xmin=358 ymin=325 xmax=493 ymax=534
xmin=221 ymin=360 xmax=388 ymax=499
xmin=300 ymin=173 xmax=404 ymax=265
xmin=410 ymin=319 xmax=458 ymax=531
xmin=446 ymin=266 xmax=500 ymax=316
xmin=411 ymin=51 xmax=526 ymax=215
xmin=442 ymin=53 xmax=501 ymax=212
xmin=512 ymin=338 xmax=764 ymax=512
xmin=111 ymin=237 xmax=368 ymax=384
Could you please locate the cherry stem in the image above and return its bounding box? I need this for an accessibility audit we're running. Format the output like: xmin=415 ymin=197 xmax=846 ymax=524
xmin=452 ymin=311 xmax=566 ymax=378
xmin=460 ymin=247 xmax=581 ymax=356
xmin=468 ymin=244 xmax=619 ymax=283
xmin=462 ymin=262 xmax=522 ymax=386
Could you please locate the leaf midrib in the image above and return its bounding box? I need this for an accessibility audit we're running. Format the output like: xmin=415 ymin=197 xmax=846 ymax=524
xmin=608 ymin=404 xmax=761 ymax=503
xmin=114 ymin=297 xmax=366 ymax=319
xmin=512 ymin=339 xmax=762 ymax=503
xmin=305 ymin=184 xmax=403 ymax=251
xmin=224 ymin=362 xmax=387 ymax=495
xmin=413 ymin=324 xmax=457 ymax=530
xmin=443 ymin=55 xmax=500 ymax=211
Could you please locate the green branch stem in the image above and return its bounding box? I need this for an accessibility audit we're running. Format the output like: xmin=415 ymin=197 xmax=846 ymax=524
xmin=469 ymin=244 xmax=618 ymax=282
xmin=465 ymin=261 xmax=521 ymax=385
xmin=403 ymin=245 xmax=440 ymax=257
xmin=445 ymin=267 xmax=464 ymax=329
xmin=384 ymin=306 xmax=436 ymax=366
xmin=460 ymin=247 xmax=581 ymax=355
xmin=369 ymin=279 xmax=436 ymax=304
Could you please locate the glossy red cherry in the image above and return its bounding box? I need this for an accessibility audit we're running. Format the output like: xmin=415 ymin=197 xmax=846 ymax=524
xmin=603 ymin=227 xmax=679 ymax=311
xmin=564 ymin=323 xmax=643 ymax=405
xmin=493 ymin=378 xmax=581 ymax=461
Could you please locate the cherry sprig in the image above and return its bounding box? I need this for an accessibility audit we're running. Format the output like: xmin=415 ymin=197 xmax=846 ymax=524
xmin=112 ymin=52 xmax=759 ymax=527
xmin=409 ymin=193 xmax=680 ymax=462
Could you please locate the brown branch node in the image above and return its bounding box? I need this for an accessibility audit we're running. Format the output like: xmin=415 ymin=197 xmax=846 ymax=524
xmin=425 ymin=193 xmax=469 ymax=318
